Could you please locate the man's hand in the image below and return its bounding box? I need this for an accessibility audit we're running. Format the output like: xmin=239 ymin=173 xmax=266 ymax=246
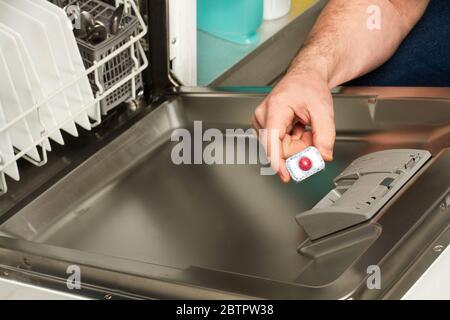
xmin=252 ymin=71 xmax=335 ymax=183
xmin=252 ymin=0 xmax=429 ymax=183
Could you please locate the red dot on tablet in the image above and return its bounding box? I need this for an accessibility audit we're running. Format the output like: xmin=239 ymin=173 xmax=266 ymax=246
xmin=299 ymin=157 xmax=313 ymax=171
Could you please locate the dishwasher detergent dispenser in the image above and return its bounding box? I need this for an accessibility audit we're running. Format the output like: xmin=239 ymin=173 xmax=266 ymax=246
xmin=296 ymin=149 xmax=432 ymax=240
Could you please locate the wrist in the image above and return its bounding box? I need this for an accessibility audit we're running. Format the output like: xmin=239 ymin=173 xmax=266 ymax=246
xmin=286 ymin=62 xmax=330 ymax=89
xmin=286 ymin=45 xmax=338 ymax=88
xmin=288 ymin=59 xmax=331 ymax=88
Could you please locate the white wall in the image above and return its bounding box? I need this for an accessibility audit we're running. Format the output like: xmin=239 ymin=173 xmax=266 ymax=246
xmin=168 ymin=0 xmax=197 ymax=85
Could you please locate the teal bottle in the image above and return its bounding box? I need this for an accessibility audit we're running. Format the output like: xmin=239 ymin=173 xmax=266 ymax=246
xmin=197 ymin=0 xmax=264 ymax=45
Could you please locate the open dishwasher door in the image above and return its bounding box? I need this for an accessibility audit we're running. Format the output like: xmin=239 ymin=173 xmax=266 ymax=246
xmin=0 ymin=91 xmax=449 ymax=300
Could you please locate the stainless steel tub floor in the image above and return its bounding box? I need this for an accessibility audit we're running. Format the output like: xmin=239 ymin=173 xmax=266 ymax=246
xmin=2 ymin=94 xmax=444 ymax=285
xmin=32 ymin=139 xmax=366 ymax=282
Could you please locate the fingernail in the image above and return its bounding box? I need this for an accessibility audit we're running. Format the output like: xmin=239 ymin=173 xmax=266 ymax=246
xmin=280 ymin=172 xmax=290 ymax=183
xmin=320 ymin=148 xmax=333 ymax=161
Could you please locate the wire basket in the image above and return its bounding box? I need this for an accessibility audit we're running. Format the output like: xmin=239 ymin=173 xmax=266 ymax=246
xmin=0 ymin=0 xmax=148 ymax=195
xmin=50 ymin=0 xmax=143 ymax=114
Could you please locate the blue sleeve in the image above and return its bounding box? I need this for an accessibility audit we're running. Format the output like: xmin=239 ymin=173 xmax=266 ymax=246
xmin=348 ymin=0 xmax=450 ymax=87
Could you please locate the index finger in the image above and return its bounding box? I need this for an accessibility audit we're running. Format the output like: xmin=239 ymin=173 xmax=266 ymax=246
xmin=265 ymin=105 xmax=295 ymax=159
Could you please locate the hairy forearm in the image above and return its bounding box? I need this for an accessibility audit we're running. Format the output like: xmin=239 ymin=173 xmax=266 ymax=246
xmin=289 ymin=0 xmax=429 ymax=88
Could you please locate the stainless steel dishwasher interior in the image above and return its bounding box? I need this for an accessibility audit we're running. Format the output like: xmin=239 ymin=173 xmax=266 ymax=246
xmin=1 ymin=93 xmax=449 ymax=285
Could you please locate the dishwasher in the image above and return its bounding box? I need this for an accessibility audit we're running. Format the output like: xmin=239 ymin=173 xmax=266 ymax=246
xmin=0 ymin=0 xmax=449 ymax=300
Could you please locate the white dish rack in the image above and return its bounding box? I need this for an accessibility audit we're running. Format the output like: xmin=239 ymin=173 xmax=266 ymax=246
xmin=0 ymin=0 xmax=148 ymax=195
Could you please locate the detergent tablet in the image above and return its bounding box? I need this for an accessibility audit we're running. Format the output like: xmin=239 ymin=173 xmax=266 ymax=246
xmin=286 ymin=146 xmax=325 ymax=182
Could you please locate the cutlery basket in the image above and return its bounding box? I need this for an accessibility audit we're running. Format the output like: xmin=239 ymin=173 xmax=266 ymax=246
xmin=49 ymin=0 xmax=143 ymax=114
